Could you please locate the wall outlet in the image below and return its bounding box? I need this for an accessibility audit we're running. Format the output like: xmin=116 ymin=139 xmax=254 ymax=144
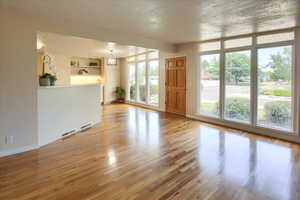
xmin=5 ymin=136 xmax=14 ymax=145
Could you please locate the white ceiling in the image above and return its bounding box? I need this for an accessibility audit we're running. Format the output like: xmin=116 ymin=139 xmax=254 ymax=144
xmin=2 ymin=0 xmax=300 ymax=44
xmin=38 ymin=32 xmax=152 ymax=58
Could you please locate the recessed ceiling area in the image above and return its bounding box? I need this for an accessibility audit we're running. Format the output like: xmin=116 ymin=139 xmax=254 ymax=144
xmin=37 ymin=32 xmax=153 ymax=58
xmin=1 ymin=0 xmax=300 ymax=43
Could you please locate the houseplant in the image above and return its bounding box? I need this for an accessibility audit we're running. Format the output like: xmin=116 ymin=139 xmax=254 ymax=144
xmin=39 ymin=54 xmax=57 ymax=86
xmin=114 ymin=87 xmax=126 ymax=102
xmin=39 ymin=73 xmax=57 ymax=86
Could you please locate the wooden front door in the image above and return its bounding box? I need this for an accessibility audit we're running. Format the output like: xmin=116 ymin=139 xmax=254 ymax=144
xmin=165 ymin=57 xmax=186 ymax=115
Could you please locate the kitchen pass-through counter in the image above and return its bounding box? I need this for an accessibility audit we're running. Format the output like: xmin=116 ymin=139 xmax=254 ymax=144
xmin=38 ymin=84 xmax=102 ymax=146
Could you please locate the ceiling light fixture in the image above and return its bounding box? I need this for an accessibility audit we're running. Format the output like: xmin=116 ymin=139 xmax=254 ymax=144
xmin=107 ymin=50 xmax=117 ymax=65
xmin=37 ymin=40 xmax=44 ymax=50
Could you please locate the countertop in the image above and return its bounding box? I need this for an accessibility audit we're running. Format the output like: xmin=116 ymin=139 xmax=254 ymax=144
xmin=39 ymin=83 xmax=102 ymax=89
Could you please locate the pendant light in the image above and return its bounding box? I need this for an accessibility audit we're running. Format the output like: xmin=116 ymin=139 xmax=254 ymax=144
xmin=107 ymin=50 xmax=117 ymax=65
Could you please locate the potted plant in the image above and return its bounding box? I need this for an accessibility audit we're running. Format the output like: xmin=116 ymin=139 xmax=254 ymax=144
xmin=39 ymin=54 xmax=58 ymax=86
xmin=39 ymin=73 xmax=57 ymax=86
xmin=114 ymin=87 xmax=126 ymax=102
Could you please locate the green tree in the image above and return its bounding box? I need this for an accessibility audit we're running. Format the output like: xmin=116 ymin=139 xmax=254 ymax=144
xmin=201 ymin=57 xmax=219 ymax=77
xmin=267 ymin=47 xmax=291 ymax=81
xmin=225 ymin=53 xmax=250 ymax=84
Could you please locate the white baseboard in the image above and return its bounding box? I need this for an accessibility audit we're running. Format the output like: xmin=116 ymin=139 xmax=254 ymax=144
xmin=0 ymin=144 xmax=39 ymax=158
xmin=125 ymin=101 xmax=164 ymax=112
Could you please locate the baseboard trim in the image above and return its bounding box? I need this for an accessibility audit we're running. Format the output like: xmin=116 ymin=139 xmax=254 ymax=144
xmin=125 ymin=101 xmax=164 ymax=112
xmin=186 ymin=114 xmax=300 ymax=144
xmin=0 ymin=144 xmax=39 ymax=158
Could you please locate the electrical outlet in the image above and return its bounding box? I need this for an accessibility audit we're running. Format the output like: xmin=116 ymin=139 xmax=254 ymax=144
xmin=5 ymin=136 xmax=14 ymax=145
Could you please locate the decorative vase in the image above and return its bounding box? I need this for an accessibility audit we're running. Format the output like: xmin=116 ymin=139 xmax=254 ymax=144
xmin=50 ymin=79 xmax=56 ymax=86
xmin=39 ymin=77 xmax=50 ymax=86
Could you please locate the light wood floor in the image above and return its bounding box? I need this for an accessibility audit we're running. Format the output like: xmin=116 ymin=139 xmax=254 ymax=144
xmin=1 ymin=104 xmax=300 ymax=200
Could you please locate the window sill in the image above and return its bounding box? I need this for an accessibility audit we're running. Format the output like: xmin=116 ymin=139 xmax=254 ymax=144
xmin=189 ymin=113 xmax=299 ymax=143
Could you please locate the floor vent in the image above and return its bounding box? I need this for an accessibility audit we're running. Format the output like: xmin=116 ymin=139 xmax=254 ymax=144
xmin=62 ymin=130 xmax=76 ymax=137
xmin=80 ymin=123 xmax=92 ymax=132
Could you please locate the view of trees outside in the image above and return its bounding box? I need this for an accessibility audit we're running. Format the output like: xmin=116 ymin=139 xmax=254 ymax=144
xmin=225 ymin=51 xmax=251 ymax=123
xmin=257 ymin=46 xmax=292 ymax=130
xmin=137 ymin=62 xmax=146 ymax=103
xmin=199 ymin=46 xmax=293 ymax=130
xmin=129 ymin=63 xmax=136 ymax=101
xmin=200 ymin=54 xmax=220 ymax=117
xmin=149 ymin=60 xmax=159 ymax=106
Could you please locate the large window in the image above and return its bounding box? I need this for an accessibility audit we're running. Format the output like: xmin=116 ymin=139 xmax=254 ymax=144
xmin=199 ymin=54 xmax=220 ymax=117
xmin=257 ymin=46 xmax=293 ymax=131
xmin=137 ymin=61 xmax=146 ymax=103
xmin=127 ymin=51 xmax=159 ymax=106
xmin=198 ymin=31 xmax=296 ymax=133
xmin=225 ymin=51 xmax=251 ymax=123
xmin=149 ymin=60 xmax=159 ymax=106
xmin=128 ymin=63 xmax=136 ymax=101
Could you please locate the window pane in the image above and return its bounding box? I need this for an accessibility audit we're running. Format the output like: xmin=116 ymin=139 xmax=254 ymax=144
xmin=137 ymin=54 xmax=146 ymax=61
xmin=257 ymin=46 xmax=293 ymax=131
xmin=199 ymin=41 xmax=221 ymax=52
xmin=128 ymin=63 xmax=136 ymax=101
xmin=127 ymin=57 xmax=135 ymax=62
xmin=137 ymin=62 xmax=146 ymax=103
xmin=225 ymin=51 xmax=251 ymax=123
xmin=148 ymin=51 xmax=159 ymax=59
xmin=199 ymin=54 xmax=220 ymax=117
xmin=257 ymin=32 xmax=294 ymax=44
xmin=224 ymin=37 xmax=252 ymax=49
xmin=149 ymin=60 xmax=159 ymax=106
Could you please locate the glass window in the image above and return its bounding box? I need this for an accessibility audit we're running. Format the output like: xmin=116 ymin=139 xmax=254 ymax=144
xmin=199 ymin=54 xmax=220 ymax=117
xmin=149 ymin=60 xmax=159 ymax=106
xmin=137 ymin=62 xmax=146 ymax=103
xmin=148 ymin=51 xmax=159 ymax=59
xmin=137 ymin=54 xmax=146 ymax=61
xmin=199 ymin=41 xmax=221 ymax=52
xmin=257 ymin=32 xmax=294 ymax=44
xmin=225 ymin=50 xmax=251 ymax=123
xmin=127 ymin=57 xmax=135 ymax=62
xmin=257 ymin=46 xmax=293 ymax=130
xmin=128 ymin=63 xmax=136 ymax=101
xmin=224 ymin=37 xmax=252 ymax=49
xmin=127 ymin=51 xmax=160 ymax=106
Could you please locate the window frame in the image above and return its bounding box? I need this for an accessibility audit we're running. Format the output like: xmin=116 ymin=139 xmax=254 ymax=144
xmin=223 ymin=49 xmax=252 ymax=124
xmin=197 ymin=29 xmax=298 ymax=135
xmin=127 ymin=61 xmax=137 ymax=102
xmin=126 ymin=51 xmax=160 ymax=108
xmin=198 ymin=53 xmax=221 ymax=118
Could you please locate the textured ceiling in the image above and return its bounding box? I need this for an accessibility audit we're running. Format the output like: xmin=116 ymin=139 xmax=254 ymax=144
xmin=38 ymin=32 xmax=151 ymax=58
xmin=1 ymin=0 xmax=300 ymax=43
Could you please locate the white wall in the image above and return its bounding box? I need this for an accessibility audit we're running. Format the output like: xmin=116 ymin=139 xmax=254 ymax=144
xmin=0 ymin=7 xmax=38 ymax=154
xmin=175 ymin=44 xmax=198 ymax=116
xmin=37 ymin=52 xmax=71 ymax=85
xmin=103 ymin=58 xmax=121 ymax=104
xmin=38 ymin=84 xmax=101 ymax=147
xmin=0 ymin=6 xmax=174 ymax=156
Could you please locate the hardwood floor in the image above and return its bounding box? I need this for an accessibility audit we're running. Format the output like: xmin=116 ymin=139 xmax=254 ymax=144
xmin=1 ymin=104 xmax=300 ymax=200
